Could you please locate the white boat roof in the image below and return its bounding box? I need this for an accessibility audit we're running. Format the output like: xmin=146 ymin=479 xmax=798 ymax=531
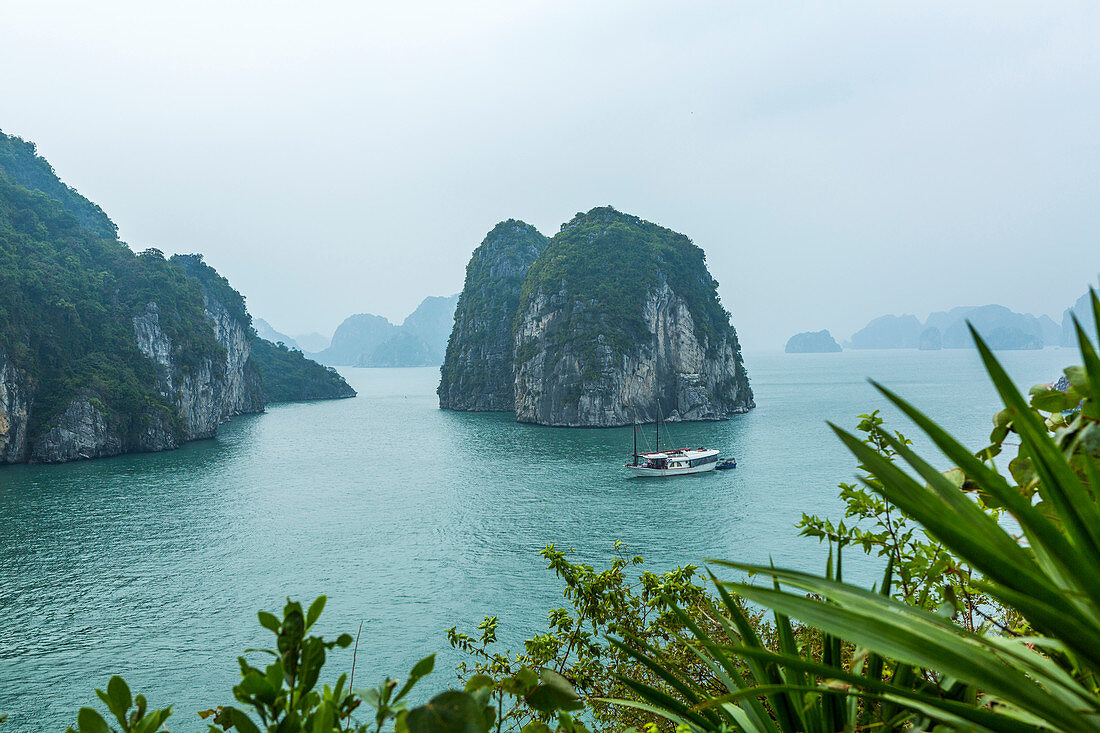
xmin=639 ymin=448 xmax=719 ymax=459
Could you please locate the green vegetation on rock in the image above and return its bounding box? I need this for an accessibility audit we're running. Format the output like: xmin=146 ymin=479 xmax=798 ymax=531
xmin=0 ymin=132 xmax=222 ymax=445
xmin=438 ymin=219 xmax=548 ymax=411
xmin=519 ymin=207 xmax=732 ymax=358
xmin=250 ymin=339 xmax=356 ymax=402
xmin=0 ymin=132 xmax=117 ymax=239
xmin=0 ymin=128 xmax=355 ymax=462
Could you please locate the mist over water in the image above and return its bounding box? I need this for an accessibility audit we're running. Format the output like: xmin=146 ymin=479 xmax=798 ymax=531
xmin=0 ymin=347 xmax=1072 ymax=730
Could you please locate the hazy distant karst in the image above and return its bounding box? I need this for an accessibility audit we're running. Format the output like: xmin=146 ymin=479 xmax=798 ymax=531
xmin=918 ymin=327 xmax=942 ymax=351
xmin=848 ymin=304 xmax=1062 ymax=351
xmin=254 ymin=318 xmax=298 ymax=349
xmin=293 ymin=332 xmax=330 ymax=352
xmin=1062 ymin=292 xmax=1095 ymax=347
xmin=441 ymin=207 xmax=753 ymax=426
xmin=785 ymin=330 xmax=842 ymax=353
xmin=925 ymin=305 xmax=1049 ymax=350
xmin=393 ymin=294 xmax=462 ymax=366
xmin=848 ymin=315 xmax=923 ymax=349
xmin=438 ymin=220 xmax=549 ymax=411
xmin=313 ymin=294 xmax=459 ymax=368
xmin=0 ymin=130 xmax=354 ymax=464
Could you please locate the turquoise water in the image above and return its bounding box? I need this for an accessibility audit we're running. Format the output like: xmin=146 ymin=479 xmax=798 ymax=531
xmin=0 ymin=348 xmax=1073 ymax=730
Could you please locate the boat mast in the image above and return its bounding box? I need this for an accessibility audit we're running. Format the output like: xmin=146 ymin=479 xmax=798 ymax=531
xmin=656 ymin=402 xmax=660 ymax=451
xmin=632 ymin=414 xmax=638 ymax=466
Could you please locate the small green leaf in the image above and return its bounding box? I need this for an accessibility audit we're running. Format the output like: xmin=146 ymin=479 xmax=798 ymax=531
xmin=229 ymin=707 xmax=263 ymax=733
xmin=106 ymin=675 xmax=131 ymax=714
xmin=410 ymin=653 xmax=435 ymax=679
xmin=306 ymin=595 xmax=327 ymax=629
xmin=514 ymin=667 xmax=539 ymax=691
xmin=257 ymin=611 xmax=281 ymax=632
xmin=464 ymin=673 xmax=494 ymax=693
xmin=75 ymin=708 xmax=110 ymax=733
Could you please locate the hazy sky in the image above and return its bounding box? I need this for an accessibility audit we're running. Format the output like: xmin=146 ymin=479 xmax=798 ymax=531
xmin=2 ymin=1 xmax=1097 ymax=349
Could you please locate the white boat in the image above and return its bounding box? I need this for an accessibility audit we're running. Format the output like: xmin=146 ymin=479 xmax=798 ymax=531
xmin=627 ymin=448 xmax=720 ymax=477
xmin=625 ymin=407 xmax=720 ymax=477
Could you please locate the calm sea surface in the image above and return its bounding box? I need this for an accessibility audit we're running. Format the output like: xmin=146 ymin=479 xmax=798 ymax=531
xmin=0 ymin=348 xmax=1073 ymax=730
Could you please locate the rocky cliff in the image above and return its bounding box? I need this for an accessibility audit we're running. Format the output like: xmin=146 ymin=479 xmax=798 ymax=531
xmin=0 ymin=129 xmax=353 ymax=465
xmin=438 ymin=220 xmax=549 ymax=411
xmin=511 ymin=207 xmax=753 ymax=427
xmin=131 ymin=293 xmax=264 ymax=442
xmin=0 ymin=348 xmax=30 ymax=463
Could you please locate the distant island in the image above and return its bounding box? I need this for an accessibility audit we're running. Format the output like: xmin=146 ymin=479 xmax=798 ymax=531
xmin=440 ymin=207 xmax=754 ymax=426
xmin=785 ymin=330 xmax=842 ymax=353
xmin=0 ymin=130 xmax=354 ymax=465
xmin=310 ymin=294 xmax=459 ymax=368
xmin=847 ymin=304 xmax=1065 ymax=351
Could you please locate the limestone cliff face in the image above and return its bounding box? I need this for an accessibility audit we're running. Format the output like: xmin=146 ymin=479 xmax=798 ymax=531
xmin=131 ymin=295 xmax=264 ymax=445
xmin=0 ymin=132 xmax=349 ymax=466
xmin=0 ymin=349 xmax=30 ymax=463
xmin=440 ymin=208 xmax=753 ymax=426
xmin=30 ymin=392 xmax=124 ymax=463
xmin=514 ymin=280 xmax=752 ymax=426
xmin=438 ymin=220 xmax=548 ymax=411
xmin=10 ymin=287 xmax=265 ymax=465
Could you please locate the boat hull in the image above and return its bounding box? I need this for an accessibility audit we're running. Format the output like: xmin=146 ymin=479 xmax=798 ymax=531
xmin=627 ymin=462 xmax=719 ymax=477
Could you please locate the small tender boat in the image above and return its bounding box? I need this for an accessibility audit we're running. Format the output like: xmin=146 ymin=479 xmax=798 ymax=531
xmin=715 ymin=458 xmax=737 ymax=470
xmin=628 ymin=448 xmax=720 ymax=477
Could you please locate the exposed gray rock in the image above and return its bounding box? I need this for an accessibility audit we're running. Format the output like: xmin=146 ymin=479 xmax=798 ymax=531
xmin=203 ymin=293 xmax=264 ymax=416
xmin=30 ymin=392 xmax=123 ymax=463
xmin=0 ymin=349 xmax=30 ymax=463
xmin=132 ymin=295 xmax=264 ymax=445
xmin=514 ymin=281 xmax=752 ymax=426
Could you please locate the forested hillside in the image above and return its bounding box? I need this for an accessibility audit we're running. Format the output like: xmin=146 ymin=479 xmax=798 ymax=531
xmin=0 ymin=130 xmax=353 ymax=463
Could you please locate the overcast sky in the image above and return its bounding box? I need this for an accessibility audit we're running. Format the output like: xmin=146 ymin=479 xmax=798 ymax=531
xmin=2 ymin=1 xmax=1097 ymax=349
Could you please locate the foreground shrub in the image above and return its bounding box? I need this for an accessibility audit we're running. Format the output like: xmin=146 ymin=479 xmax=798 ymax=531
xmin=67 ymin=596 xmax=588 ymax=733
xmin=618 ymin=292 xmax=1100 ymax=731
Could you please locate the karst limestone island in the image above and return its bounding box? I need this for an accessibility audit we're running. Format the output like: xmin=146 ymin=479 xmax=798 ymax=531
xmin=439 ymin=207 xmax=754 ymax=426
xmin=846 ymin=305 xmax=1065 ymax=351
xmin=785 ymin=330 xmax=842 ymax=353
xmin=0 ymin=130 xmax=354 ymax=465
